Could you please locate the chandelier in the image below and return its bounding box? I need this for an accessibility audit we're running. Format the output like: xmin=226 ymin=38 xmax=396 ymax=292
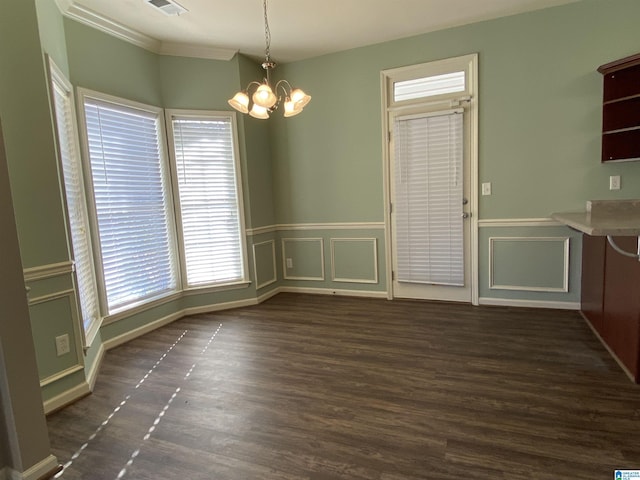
xmin=228 ymin=0 xmax=311 ymax=119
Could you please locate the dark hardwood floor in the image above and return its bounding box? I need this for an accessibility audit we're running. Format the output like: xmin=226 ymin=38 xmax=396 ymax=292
xmin=47 ymin=293 xmax=640 ymax=479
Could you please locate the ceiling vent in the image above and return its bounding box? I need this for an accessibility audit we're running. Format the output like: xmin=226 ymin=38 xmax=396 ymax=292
xmin=145 ymin=0 xmax=188 ymax=16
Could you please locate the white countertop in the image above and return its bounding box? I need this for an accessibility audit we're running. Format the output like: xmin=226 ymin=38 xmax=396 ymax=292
xmin=552 ymin=199 xmax=640 ymax=236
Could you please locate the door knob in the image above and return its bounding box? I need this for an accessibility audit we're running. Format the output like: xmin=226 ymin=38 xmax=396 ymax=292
xmin=462 ymin=212 xmax=470 ymax=219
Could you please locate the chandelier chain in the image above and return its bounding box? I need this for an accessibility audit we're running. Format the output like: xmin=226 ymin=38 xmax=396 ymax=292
xmin=263 ymin=0 xmax=271 ymax=61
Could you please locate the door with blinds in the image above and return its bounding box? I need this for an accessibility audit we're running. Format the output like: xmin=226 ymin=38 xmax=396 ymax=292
xmin=390 ymin=108 xmax=471 ymax=302
xmin=384 ymin=54 xmax=477 ymax=303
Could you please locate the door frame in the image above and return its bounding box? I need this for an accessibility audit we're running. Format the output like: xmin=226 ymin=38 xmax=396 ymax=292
xmin=380 ymin=53 xmax=479 ymax=305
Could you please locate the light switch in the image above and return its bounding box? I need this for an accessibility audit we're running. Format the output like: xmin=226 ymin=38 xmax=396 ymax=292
xmin=482 ymin=182 xmax=492 ymax=196
xmin=610 ymin=175 xmax=621 ymax=190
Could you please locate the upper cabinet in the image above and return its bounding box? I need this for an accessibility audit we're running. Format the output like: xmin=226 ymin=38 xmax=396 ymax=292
xmin=598 ymin=53 xmax=640 ymax=162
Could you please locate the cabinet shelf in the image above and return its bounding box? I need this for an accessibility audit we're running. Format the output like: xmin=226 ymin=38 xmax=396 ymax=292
xmin=598 ymin=53 xmax=640 ymax=162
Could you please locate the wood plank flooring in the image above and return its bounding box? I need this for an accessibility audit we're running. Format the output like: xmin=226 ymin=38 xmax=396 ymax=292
xmin=47 ymin=293 xmax=640 ymax=479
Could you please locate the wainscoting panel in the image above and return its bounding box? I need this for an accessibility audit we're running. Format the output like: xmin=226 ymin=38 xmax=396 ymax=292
xmin=28 ymin=291 xmax=83 ymax=385
xmin=281 ymin=238 xmax=325 ymax=281
xmin=252 ymin=240 xmax=277 ymax=289
xmin=489 ymin=237 xmax=569 ymax=292
xmin=478 ymin=223 xmax=581 ymax=309
xmin=330 ymin=238 xmax=378 ymax=284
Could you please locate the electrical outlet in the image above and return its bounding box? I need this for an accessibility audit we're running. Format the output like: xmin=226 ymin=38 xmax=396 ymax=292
xmin=609 ymin=175 xmax=621 ymax=190
xmin=286 ymin=258 xmax=293 ymax=269
xmin=55 ymin=334 xmax=70 ymax=356
xmin=482 ymin=182 xmax=492 ymax=196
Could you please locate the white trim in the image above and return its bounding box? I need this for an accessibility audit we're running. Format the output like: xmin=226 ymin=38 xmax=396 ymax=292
xmin=102 ymin=292 xmax=182 ymax=326
xmin=276 ymin=222 xmax=385 ymax=231
xmin=489 ymin=236 xmax=570 ymax=293
xmin=182 ymin=298 xmax=258 ymax=316
xmin=246 ymin=222 xmax=385 ymax=236
xmin=43 ymin=380 xmax=91 ymax=415
xmin=7 ymin=455 xmax=60 ymax=480
xmin=256 ymin=286 xmax=281 ymax=304
xmin=27 ymin=289 xmax=75 ymax=306
xmin=246 ymin=225 xmax=277 ymax=236
xmin=182 ymin=281 xmax=251 ymax=296
xmin=158 ymin=42 xmax=236 ymax=61
xmin=479 ymin=297 xmax=579 ymax=310
xmin=102 ymin=296 xmax=266 ymax=351
xmin=330 ymin=238 xmax=379 ymax=284
xmin=252 ymin=240 xmax=277 ymax=289
xmin=53 ymin=1 xmax=237 ymax=60
xmin=478 ymin=218 xmax=563 ymax=228
xmin=86 ymin=342 xmax=105 ymax=391
xmin=102 ymin=310 xmax=184 ymax=351
xmin=22 ymin=261 xmax=74 ymax=282
xmin=281 ymin=238 xmax=325 ymax=281
xmin=40 ymin=364 xmax=84 ymax=388
xmin=64 ymin=3 xmax=160 ymax=52
xmin=279 ymin=286 xmax=388 ymax=299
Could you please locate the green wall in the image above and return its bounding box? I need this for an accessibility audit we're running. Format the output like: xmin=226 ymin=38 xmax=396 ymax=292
xmin=0 ymin=0 xmax=68 ymax=269
xmin=274 ymin=0 xmax=640 ymax=223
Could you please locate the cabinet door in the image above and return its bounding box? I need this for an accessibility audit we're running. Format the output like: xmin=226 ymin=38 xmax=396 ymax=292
xmin=581 ymin=234 xmax=606 ymax=334
xmin=603 ymin=236 xmax=640 ymax=381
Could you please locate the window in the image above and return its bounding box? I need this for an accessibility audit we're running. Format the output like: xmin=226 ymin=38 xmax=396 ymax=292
xmin=166 ymin=111 xmax=247 ymax=287
xmin=48 ymin=59 xmax=101 ymax=344
xmin=394 ymin=71 xmax=465 ymax=103
xmin=78 ymin=90 xmax=178 ymax=314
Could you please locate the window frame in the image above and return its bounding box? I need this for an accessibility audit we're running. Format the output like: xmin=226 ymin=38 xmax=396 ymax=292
xmin=76 ymin=88 xmax=182 ymax=316
xmin=46 ymin=57 xmax=102 ymax=347
xmin=164 ymin=109 xmax=250 ymax=291
xmin=387 ymin=56 xmax=474 ymax=109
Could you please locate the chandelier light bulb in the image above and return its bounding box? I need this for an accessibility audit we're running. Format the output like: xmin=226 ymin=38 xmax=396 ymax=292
xmin=283 ymin=98 xmax=303 ymax=117
xmin=252 ymin=83 xmax=277 ymax=108
xmin=249 ymin=103 xmax=270 ymax=119
xmin=228 ymin=91 xmax=250 ymax=113
xmin=290 ymin=88 xmax=311 ymax=108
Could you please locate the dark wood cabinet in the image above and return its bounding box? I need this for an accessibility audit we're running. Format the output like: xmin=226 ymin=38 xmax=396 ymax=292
xmin=598 ymin=53 xmax=640 ymax=162
xmin=581 ymin=234 xmax=640 ymax=381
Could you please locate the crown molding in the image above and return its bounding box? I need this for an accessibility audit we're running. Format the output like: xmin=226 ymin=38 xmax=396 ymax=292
xmin=159 ymin=42 xmax=237 ymax=61
xmin=53 ymin=1 xmax=236 ymax=61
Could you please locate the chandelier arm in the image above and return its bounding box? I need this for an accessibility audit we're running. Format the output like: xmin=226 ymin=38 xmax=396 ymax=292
xmin=275 ymin=79 xmax=293 ymax=96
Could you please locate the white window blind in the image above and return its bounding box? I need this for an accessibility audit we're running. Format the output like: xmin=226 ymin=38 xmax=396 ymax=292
xmin=394 ymin=111 xmax=464 ymax=286
xmin=168 ymin=113 xmax=245 ymax=287
xmin=82 ymin=96 xmax=177 ymax=313
xmin=50 ymin=64 xmax=101 ymax=342
xmin=394 ymin=71 xmax=465 ymax=103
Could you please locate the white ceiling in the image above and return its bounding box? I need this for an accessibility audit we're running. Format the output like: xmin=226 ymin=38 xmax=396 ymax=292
xmin=59 ymin=0 xmax=580 ymax=63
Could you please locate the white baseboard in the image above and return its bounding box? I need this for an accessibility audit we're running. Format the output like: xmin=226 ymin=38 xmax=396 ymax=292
xmin=182 ymin=297 xmax=258 ymax=316
xmin=101 ymin=310 xmax=185 ymax=351
xmin=43 ymin=380 xmax=91 ymax=415
xmin=86 ymin=343 xmax=105 ymax=392
xmin=7 ymin=455 xmax=60 ymax=480
xmin=478 ymin=297 xmax=580 ymax=310
xmin=279 ymin=286 xmax=389 ymax=299
xmin=256 ymin=286 xmax=281 ymax=304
